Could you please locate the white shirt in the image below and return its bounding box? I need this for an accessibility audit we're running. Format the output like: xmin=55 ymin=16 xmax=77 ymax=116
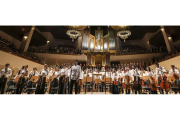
xmin=169 ymin=69 xmax=179 ymax=75
xmin=155 ymin=66 xmax=166 ymax=77
xmin=79 ymin=71 xmax=84 ymax=79
xmin=41 ymin=69 xmax=48 ymax=77
xmin=60 ymin=68 xmax=66 ymax=76
xmin=54 ymin=71 xmax=60 ymax=79
xmin=29 ymin=71 xmax=39 ymax=76
xmin=70 ymin=65 xmax=81 ymax=80
xmin=111 ymin=73 xmax=116 ymax=81
xmin=65 ymin=68 xmax=71 ymax=77
xmin=0 ymin=68 xmax=12 ymax=78
xmin=143 ymin=71 xmax=153 ymax=77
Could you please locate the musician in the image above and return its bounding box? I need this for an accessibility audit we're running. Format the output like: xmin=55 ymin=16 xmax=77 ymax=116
xmin=143 ymin=67 xmax=152 ymax=85
xmin=143 ymin=67 xmax=156 ymax=94
xmin=87 ymin=63 xmax=90 ymax=69
xmin=78 ymin=69 xmax=84 ymax=94
xmin=130 ymin=66 xmax=142 ymax=94
xmin=58 ymin=64 xmax=67 ymax=94
xmin=49 ymin=66 xmax=59 ymax=94
xmin=169 ymin=65 xmax=180 ymax=94
xmin=69 ymin=59 xmax=81 ymax=94
xmin=100 ymin=67 xmax=105 ymax=92
xmin=0 ymin=63 xmax=12 ymax=94
xmin=35 ymin=64 xmax=49 ymax=94
xmin=155 ymin=63 xmax=167 ymax=94
xmin=16 ymin=65 xmax=28 ymax=94
xmin=112 ymin=69 xmax=118 ymax=94
xmin=136 ymin=63 xmax=140 ymax=69
xmin=115 ymin=64 xmax=118 ymax=71
xmin=82 ymin=64 xmax=86 ymax=71
xmin=98 ymin=64 xmax=101 ymax=70
xmin=121 ymin=67 xmax=130 ymax=94
xmin=117 ymin=69 xmax=123 ymax=94
xmin=28 ymin=67 xmax=39 ymax=79
xmin=65 ymin=64 xmax=71 ymax=94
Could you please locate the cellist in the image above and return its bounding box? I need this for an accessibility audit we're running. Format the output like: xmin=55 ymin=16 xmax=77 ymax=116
xmin=122 ymin=67 xmax=130 ymax=94
xmin=143 ymin=67 xmax=156 ymax=94
xmin=169 ymin=65 xmax=180 ymax=94
xmin=155 ymin=63 xmax=167 ymax=94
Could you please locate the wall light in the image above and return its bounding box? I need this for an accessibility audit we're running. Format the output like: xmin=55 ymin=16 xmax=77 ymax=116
xmin=47 ymin=41 xmax=50 ymax=44
xmin=147 ymin=41 xmax=149 ymax=44
xmin=161 ymin=28 xmax=164 ymax=31
xmin=168 ymin=37 xmax=172 ymax=40
xmin=24 ymin=36 xmax=28 ymax=40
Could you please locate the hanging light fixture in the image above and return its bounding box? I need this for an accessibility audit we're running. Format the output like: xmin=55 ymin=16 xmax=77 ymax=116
xmin=66 ymin=26 xmax=87 ymax=42
xmin=117 ymin=25 xmax=131 ymax=42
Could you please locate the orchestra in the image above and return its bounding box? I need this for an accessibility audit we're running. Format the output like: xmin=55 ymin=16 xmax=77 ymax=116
xmin=1 ymin=61 xmax=180 ymax=95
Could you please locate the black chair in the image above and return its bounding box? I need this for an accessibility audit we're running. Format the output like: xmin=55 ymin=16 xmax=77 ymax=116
xmin=6 ymin=80 xmax=17 ymax=94
xmin=25 ymin=81 xmax=36 ymax=94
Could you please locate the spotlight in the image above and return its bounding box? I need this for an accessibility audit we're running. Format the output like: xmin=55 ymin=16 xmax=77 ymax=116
xmin=161 ymin=28 xmax=164 ymax=31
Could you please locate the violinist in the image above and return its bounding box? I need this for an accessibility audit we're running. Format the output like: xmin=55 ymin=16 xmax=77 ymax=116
xmin=155 ymin=63 xmax=167 ymax=94
xmin=16 ymin=65 xmax=28 ymax=94
xmin=35 ymin=64 xmax=49 ymax=94
xmin=0 ymin=63 xmax=12 ymax=94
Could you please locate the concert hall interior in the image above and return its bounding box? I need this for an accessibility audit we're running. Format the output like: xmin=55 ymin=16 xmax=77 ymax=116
xmin=0 ymin=25 xmax=180 ymax=95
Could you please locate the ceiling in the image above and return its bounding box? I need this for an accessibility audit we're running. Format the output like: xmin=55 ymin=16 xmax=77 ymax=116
xmin=0 ymin=26 xmax=180 ymax=48
xmin=149 ymin=30 xmax=166 ymax=47
xmin=30 ymin=29 xmax=47 ymax=47
xmin=0 ymin=26 xmax=32 ymax=41
xmin=164 ymin=26 xmax=180 ymax=42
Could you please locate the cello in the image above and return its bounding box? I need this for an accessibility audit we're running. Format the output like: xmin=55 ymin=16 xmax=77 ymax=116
xmin=160 ymin=74 xmax=170 ymax=93
xmin=150 ymin=76 xmax=157 ymax=91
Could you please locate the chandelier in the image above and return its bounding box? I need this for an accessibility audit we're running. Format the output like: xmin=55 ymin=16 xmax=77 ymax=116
xmin=117 ymin=30 xmax=131 ymax=42
xmin=111 ymin=26 xmax=131 ymax=42
xmin=66 ymin=30 xmax=81 ymax=42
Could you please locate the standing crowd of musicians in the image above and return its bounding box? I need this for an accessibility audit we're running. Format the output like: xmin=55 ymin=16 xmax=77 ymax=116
xmin=0 ymin=60 xmax=180 ymax=94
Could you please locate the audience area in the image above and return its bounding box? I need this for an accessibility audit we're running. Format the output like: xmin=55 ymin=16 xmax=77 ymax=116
xmin=30 ymin=45 xmax=83 ymax=55
xmin=150 ymin=45 xmax=180 ymax=65
xmin=0 ymin=36 xmax=41 ymax=63
xmin=116 ymin=45 xmax=167 ymax=55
